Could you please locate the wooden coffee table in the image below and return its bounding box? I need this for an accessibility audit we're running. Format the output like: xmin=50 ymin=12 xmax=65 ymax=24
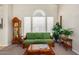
xmin=24 ymin=44 xmax=55 ymax=55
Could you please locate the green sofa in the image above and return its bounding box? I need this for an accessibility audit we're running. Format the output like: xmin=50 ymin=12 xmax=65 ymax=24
xmin=23 ymin=32 xmax=54 ymax=48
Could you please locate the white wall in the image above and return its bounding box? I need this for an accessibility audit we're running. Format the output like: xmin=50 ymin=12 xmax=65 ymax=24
xmin=0 ymin=5 xmax=13 ymax=46
xmin=13 ymin=4 xmax=58 ymax=21
xmin=7 ymin=5 xmax=13 ymax=45
xmin=59 ymin=4 xmax=79 ymax=54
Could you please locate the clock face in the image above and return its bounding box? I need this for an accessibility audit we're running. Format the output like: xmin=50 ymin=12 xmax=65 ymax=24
xmin=14 ymin=23 xmax=18 ymax=27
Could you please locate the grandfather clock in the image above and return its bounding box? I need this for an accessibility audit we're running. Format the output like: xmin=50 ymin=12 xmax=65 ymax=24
xmin=12 ymin=17 xmax=22 ymax=44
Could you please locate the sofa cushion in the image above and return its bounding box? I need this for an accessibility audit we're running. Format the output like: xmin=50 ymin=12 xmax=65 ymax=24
xmin=24 ymin=39 xmax=53 ymax=44
xmin=43 ymin=33 xmax=50 ymax=39
xmin=26 ymin=32 xmax=50 ymax=39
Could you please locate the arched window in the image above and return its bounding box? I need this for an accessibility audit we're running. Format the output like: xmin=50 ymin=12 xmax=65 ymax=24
xmin=32 ymin=9 xmax=46 ymax=32
xmin=33 ymin=9 xmax=46 ymax=17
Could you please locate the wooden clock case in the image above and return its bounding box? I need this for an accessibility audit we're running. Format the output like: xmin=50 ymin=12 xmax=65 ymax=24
xmin=12 ymin=17 xmax=22 ymax=44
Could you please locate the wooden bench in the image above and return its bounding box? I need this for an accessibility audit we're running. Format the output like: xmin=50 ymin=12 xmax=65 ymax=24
xmin=60 ymin=37 xmax=72 ymax=50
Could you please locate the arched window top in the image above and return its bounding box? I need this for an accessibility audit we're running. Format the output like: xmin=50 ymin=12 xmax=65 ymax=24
xmin=32 ymin=9 xmax=46 ymax=17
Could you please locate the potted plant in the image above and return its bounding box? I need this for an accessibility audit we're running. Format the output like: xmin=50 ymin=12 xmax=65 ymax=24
xmin=52 ymin=22 xmax=62 ymax=42
xmin=61 ymin=28 xmax=73 ymax=38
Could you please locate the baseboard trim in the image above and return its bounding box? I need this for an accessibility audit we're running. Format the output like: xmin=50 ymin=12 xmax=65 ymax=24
xmin=0 ymin=44 xmax=9 ymax=47
xmin=0 ymin=44 xmax=9 ymax=46
xmin=72 ymin=49 xmax=79 ymax=55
